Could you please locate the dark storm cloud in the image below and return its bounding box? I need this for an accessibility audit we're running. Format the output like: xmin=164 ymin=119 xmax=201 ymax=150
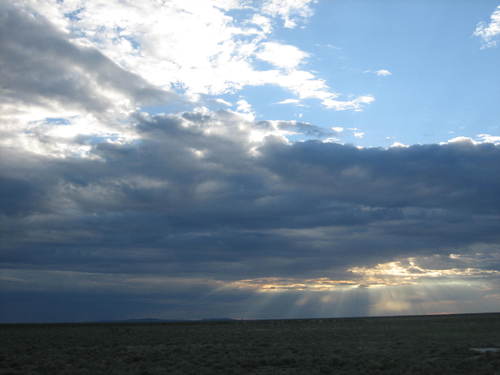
xmin=0 ymin=3 xmax=173 ymax=114
xmin=259 ymin=140 xmax=500 ymax=213
xmin=2 ymin=111 xmax=500 ymax=284
xmin=3 ymin=108 xmax=500 ymax=320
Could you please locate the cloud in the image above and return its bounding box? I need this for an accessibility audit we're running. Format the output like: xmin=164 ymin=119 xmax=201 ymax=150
xmin=256 ymin=42 xmax=309 ymax=69
xmin=476 ymin=133 xmax=500 ymax=144
xmin=261 ymin=0 xmax=317 ymax=28
xmin=0 ymin=3 xmax=172 ymax=113
xmin=364 ymin=69 xmax=392 ymax=77
xmin=349 ymin=258 xmax=500 ymax=287
xmin=254 ymin=119 xmax=341 ymax=141
xmin=236 ymin=99 xmax=253 ymax=113
xmin=390 ymin=142 xmax=410 ymax=148
xmin=322 ymin=95 xmax=375 ymax=111
xmin=0 ymin=4 xmax=174 ymax=112
xmin=235 ymin=99 xmax=255 ymax=120
xmin=215 ymin=98 xmax=233 ymax=107
xmin=353 ymin=131 xmax=365 ymax=139
xmin=3 ymin=1 xmax=500 ymax=321
xmin=3 ymin=110 xmax=500 ymax=308
xmin=13 ymin=0 xmax=370 ymax=112
xmin=348 ymin=128 xmax=365 ymax=139
xmin=228 ymin=277 xmax=357 ymax=292
xmin=474 ymin=5 xmax=500 ymax=48
xmin=0 ymin=2 xmax=177 ymax=158
xmin=276 ymin=98 xmax=302 ymax=105
xmin=375 ymin=69 xmax=392 ymax=76
xmin=23 ymin=0 xmax=257 ymax=96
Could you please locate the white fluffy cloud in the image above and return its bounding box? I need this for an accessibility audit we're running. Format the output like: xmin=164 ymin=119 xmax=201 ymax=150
xmin=474 ymin=5 xmax=500 ymax=48
xmin=256 ymin=42 xmax=309 ymax=69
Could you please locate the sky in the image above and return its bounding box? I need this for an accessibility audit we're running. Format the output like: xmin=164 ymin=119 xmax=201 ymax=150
xmin=1 ymin=0 xmax=500 ymax=323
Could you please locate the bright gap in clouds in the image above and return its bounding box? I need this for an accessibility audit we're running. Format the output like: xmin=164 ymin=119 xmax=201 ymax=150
xmin=1 ymin=0 xmax=500 ymax=322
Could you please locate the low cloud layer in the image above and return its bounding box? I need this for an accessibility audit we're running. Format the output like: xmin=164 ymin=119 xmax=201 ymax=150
xmin=2 ymin=108 xmax=500 ymax=321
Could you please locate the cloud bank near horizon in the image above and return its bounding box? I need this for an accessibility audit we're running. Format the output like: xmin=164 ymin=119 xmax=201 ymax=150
xmin=3 ymin=107 xmax=500 ymax=321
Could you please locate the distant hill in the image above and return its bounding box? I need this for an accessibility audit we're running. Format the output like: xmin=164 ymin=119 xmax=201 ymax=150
xmin=95 ymin=317 xmax=236 ymax=324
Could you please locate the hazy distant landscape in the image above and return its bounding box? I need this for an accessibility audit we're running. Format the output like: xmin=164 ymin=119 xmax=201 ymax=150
xmin=2 ymin=313 xmax=500 ymax=374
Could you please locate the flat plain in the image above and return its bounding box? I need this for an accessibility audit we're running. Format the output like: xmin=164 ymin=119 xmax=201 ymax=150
xmin=1 ymin=313 xmax=500 ymax=374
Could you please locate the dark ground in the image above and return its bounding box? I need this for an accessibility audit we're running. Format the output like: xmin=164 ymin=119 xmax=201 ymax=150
xmin=1 ymin=313 xmax=500 ymax=374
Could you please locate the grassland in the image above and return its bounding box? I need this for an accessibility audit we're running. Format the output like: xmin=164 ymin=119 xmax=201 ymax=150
xmin=1 ymin=313 xmax=500 ymax=374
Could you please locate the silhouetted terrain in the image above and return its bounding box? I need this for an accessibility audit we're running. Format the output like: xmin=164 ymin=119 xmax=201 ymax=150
xmin=2 ymin=313 xmax=500 ymax=374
